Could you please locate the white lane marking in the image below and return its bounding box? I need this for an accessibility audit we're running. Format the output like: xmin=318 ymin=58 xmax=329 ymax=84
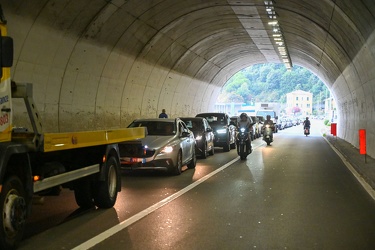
xmin=324 ymin=137 xmax=375 ymax=200
xmin=72 ymin=155 xmax=245 ymax=250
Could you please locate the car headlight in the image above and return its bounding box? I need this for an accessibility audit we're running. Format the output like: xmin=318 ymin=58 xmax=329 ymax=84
xmin=196 ymin=135 xmax=202 ymax=140
xmin=216 ymin=129 xmax=226 ymax=134
xmin=161 ymin=146 xmax=173 ymax=153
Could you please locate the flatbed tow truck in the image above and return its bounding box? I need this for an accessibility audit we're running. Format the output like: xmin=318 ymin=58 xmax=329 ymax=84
xmin=0 ymin=5 xmax=145 ymax=249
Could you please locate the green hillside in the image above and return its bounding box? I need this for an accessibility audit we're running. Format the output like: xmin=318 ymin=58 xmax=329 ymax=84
xmin=218 ymin=64 xmax=329 ymax=106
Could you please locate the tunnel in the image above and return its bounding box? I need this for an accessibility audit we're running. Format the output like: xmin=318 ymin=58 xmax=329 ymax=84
xmin=2 ymin=0 xmax=375 ymax=157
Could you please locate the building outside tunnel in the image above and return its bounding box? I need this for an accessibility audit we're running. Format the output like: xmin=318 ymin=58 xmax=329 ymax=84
xmin=2 ymin=1 xmax=375 ymax=158
xmin=286 ymin=90 xmax=313 ymax=116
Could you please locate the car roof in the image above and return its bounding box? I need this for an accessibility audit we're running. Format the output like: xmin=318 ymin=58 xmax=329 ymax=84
xmin=132 ymin=118 xmax=176 ymax=123
xmin=180 ymin=117 xmax=205 ymax=121
xmin=196 ymin=112 xmax=227 ymax=117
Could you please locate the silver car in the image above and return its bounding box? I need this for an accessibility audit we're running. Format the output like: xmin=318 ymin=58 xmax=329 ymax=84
xmin=119 ymin=118 xmax=196 ymax=175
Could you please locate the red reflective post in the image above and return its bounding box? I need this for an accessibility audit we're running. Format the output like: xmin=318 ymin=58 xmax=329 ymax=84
xmin=331 ymin=123 xmax=337 ymax=136
xmin=359 ymin=129 xmax=366 ymax=155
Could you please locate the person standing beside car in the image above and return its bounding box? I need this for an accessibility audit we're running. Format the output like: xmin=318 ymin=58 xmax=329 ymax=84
xmin=159 ymin=109 xmax=168 ymax=118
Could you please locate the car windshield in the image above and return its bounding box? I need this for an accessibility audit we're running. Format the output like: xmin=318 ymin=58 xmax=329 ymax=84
xmin=199 ymin=115 xmax=225 ymax=125
xmin=256 ymin=111 xmax=276 ymax=118
xmin=128 ymin=121 xmax=176 ymax=136
xmin=182 ymin=119 xmax=203 ymax=130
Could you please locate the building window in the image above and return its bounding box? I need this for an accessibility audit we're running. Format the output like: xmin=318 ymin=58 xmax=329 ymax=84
xmin=307 ymin=97 xmax=309 ymax=101
xmin=296 ymin=97 xmax=298 ymax=101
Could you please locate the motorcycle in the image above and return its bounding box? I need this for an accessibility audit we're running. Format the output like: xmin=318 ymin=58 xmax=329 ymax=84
xmin=304 ymin=126 xmax=310 ymax=136
xmin=263 ymin=124 xmax=274 ymax=145
xmin=236 ymin=127 xmax=251 ymax=160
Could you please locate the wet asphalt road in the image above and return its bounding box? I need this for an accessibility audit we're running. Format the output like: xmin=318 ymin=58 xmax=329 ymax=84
xmin=19 ymin=122 xmax=375 ymax=249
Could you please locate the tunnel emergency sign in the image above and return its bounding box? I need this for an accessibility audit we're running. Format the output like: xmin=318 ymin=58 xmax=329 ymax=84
xmin=359 ymin=129 xmax=366 ymax=155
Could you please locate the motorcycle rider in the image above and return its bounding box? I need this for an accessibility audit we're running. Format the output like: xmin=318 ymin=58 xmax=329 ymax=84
xmin=237 ymin=113 xmax=253 ymax=154
xmin=303 ymin=117 xmax=311 ymax=134
xmin=262 ymin=115 xmax=275 ymax=142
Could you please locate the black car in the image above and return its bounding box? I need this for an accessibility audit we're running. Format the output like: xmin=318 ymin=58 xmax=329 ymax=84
xmin=180 ymin=117 xmax=215 ymax=158
xmin=195 ymin=112 xmax=236 ymax=152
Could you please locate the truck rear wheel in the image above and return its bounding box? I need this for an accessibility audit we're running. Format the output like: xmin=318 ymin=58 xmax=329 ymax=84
xmin=0 ymin=176 xmax=27 ymax=250
xmin=93 ymin=156 xmax=119 ymax=208
xmin=74 ymin=177 xmax=94 ymax=208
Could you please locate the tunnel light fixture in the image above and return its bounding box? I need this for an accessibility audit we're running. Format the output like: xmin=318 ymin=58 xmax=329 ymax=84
xmin=264 ymin=1 xmax=273 ymax=6
xmin=265 ymin=0 xmax=293 ymax=70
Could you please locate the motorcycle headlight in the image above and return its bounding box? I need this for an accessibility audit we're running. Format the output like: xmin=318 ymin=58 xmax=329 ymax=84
xmin=240 ymin=128 xmax=245 ymax=132
xmin=216 ymin=129 xmax=226 ymax=134
xmin=195 ymin=135 xmax=202 ymax=140
xmin=161 ymin=146 xmax=173 ymax=153
xmin=266 ymin=125 xmax=270 ymax=128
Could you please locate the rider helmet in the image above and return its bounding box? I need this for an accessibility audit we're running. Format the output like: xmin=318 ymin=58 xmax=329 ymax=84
xmin=266 ymin=115 xmax=271 ymax=120
xmin=240 ymin=113 xmax=247 ymax=118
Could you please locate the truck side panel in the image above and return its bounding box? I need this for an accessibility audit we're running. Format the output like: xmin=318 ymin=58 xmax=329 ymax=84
xmin=43 ymin=127 xmax=145 ymax=152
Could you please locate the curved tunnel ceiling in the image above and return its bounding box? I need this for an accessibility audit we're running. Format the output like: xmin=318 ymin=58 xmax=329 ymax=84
xmin=3 ymin=0 xmax=375 ymax=156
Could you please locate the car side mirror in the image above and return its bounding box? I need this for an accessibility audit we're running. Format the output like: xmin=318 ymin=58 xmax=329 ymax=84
xmin=181 ymin=131 xmax=190 ymax=137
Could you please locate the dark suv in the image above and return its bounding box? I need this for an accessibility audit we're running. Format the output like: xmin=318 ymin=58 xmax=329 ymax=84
xmin=196 ymin=112 xmax=236 ymax=152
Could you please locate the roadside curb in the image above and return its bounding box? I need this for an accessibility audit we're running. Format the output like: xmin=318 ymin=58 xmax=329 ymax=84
xmin=322 ymin=133 xmax=375 ymax=200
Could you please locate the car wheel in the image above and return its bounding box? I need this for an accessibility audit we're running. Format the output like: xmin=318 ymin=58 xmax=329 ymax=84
xmin=209 ymin=144 xmax=215 ymax=155
xmin=187 ymin=150 xmax=196 ymax=169
xmin=223 ymin=143 xmax=230 ymax=152
xmin=201 ymin=140 xmax=207 ymax=159
xmin=171 ymin=150 xmax=182 ymax=175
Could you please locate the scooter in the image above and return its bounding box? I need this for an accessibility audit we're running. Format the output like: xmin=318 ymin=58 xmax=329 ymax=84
xmin=304 ymin=126 xmax=310 ymax=136
xmin=263 ymin=124 xmax=274 ymax=145
xmin=236 ymin=127 xmax=251 ymax=160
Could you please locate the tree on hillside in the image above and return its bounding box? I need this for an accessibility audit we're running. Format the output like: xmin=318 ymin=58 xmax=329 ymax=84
xmin=219 ymin=63 xmax=328 ymax=105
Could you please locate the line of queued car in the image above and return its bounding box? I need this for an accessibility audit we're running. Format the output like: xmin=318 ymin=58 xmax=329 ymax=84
xmin=230 ymin=115 xmax=265 ymax=141
xmin=119 ymin=112 xmax=237 ymax=175
xmin=276 ymin=116 xmax=301 ymax=130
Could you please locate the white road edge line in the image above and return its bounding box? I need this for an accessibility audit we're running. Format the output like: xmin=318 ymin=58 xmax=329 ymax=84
xmin=324 ymin=136 xmax=375 ymax=200
xmin=72 ymin=151 xmax=250 ymax=250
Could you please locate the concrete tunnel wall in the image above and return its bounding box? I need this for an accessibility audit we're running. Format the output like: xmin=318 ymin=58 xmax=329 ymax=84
xmin=2 ymin=1 xmax=375 ymax=158
xmin=332 ymin=31 xmax=375 ymax=153
xmin=5 ymin=2 xmax=224 ymax=132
